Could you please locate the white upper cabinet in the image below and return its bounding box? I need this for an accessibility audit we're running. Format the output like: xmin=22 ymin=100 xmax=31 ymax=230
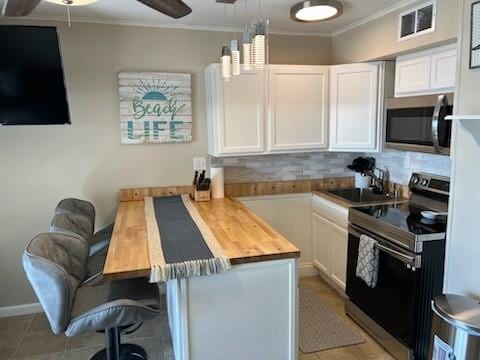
xmin=395 ymin=44 xmax=457 ymax=97
xmin=205 ymin=62 xmax=391 ymax=156
xmin=205 ymin=64 xmax=266 ymax=157
xmin=329 ymin=63 xmax=380 ymax=152
xmin=267 ymin=66 xmax=329 ymax=152
xmin=395 ymin=55 xmax=431 ymax=95
xmin=430 ymin=48 xmax=457 ymax=90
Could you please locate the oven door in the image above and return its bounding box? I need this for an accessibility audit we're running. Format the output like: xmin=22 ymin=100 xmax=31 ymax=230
xmin=346 ymin=224 xmax=420 ymax=349
xmin=385 ymin=94 xmax=453 ymax=155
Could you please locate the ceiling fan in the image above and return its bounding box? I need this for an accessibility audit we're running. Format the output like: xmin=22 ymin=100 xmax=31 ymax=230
xmin=1 ymin=0 xmax=192 ymax=19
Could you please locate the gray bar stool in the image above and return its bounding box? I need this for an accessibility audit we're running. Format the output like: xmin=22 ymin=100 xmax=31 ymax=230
xmin=23 ymin=232 xmax=161 ymax=360
xmin=50 ymin=213 xmax=105 ymax=284
xmin=55 ymin=198 xmax=114 ymax=247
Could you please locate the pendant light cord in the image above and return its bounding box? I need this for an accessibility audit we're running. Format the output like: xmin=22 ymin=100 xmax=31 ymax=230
xmin=67 ymin=5 xmax=71 ymax=27
xmin=224 ymin=2 xmax=227 ymax=45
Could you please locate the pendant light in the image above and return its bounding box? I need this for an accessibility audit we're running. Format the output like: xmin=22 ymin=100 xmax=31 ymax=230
xmin=231 ymin=3 xmax=241 ymax=76
xmin=221 ymin=46 xmax=232 ymax=81
xmin=242 ymin=0 xmax=252 ymax=70
xmin=290 ymin=0 xmax=343 ymax=22
xmin=220 ymin=3 xmax=231 ymax=81
xmin=252 ymin=0 xmax=268 ymax=70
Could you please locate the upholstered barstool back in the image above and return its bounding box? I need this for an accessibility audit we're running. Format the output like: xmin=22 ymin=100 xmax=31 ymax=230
xmin=22 ymin=233 xmax=89 ymax=334
xmin=56 ymin=198 xmax=95 ymax=225
xmin=23 ymin=232 xmax=161 ymax=360
xmin=50 ymin=213 xmax=94 ymax=245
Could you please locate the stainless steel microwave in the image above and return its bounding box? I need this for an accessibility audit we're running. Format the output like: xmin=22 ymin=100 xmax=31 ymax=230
xmin=385 ymin=93 xmax=454 ymax=155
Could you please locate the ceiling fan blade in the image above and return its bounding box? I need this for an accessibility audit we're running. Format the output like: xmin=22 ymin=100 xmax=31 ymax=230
xmin=2 ymin=0 xmax=42 ymax=16
xmin=137 ymin=0 xmax=192 ymax=19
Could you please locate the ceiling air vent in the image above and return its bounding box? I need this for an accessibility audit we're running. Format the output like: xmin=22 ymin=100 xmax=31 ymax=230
xmin=398 ymin=1 xmax=436 ymax=41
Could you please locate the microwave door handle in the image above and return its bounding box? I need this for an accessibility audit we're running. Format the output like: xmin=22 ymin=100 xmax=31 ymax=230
xmin=432 ymin=94 xmax=448 ymax=153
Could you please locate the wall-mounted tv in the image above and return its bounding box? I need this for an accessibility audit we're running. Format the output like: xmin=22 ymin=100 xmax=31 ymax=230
xmin=0 ymin=26 xmax=70 ymax=126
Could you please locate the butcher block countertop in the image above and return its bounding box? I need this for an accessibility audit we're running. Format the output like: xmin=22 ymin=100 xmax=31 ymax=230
xmin=104 ymin=195 xmax=300 ymax=281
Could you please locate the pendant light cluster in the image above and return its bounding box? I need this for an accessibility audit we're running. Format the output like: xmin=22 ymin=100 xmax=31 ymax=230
xmin=218 ymin=0 xmax=269 ymax=82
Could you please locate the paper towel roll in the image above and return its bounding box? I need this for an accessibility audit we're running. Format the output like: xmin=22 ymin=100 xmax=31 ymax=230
xmin=210 ymin=167 xmax=225 ymax=199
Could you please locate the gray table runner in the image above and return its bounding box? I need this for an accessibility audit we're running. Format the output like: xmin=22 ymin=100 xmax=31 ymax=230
xmin=145 ymin=195 xmax=231 ymax=282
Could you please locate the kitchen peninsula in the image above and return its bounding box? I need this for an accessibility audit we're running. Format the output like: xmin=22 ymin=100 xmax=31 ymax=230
xmin=104 ymin=189 xmax=300 ymax=360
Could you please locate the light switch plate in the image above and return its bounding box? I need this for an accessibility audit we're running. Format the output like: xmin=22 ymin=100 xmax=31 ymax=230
xmin=193 ymin=157 xmax=206 ymax=171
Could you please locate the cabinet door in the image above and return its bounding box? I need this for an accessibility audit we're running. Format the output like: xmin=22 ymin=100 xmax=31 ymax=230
xmin=329 ymin=63 xmax=379 ymax=151
xmin=312 ymin=212 xmax=331 ymax=275
xmin=268 ymin=66 xmax=329 ymax=152
xmin=329 ymin=221 xmax=348 ymax=290
xmin=394 ymin=55 xmax=431 ymax=96
xmin=430 ymin=49 xmax=457 ymax=91
xmin=218 ymin=69 xmax=266 ymax=155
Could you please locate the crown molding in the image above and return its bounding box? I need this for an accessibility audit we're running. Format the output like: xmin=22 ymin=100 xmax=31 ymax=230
xmin=20 ymin=0 xmax=421 ymax=39
xmin=331 ymin=0 xmax=419 ymax=37
xmin=22 ymin=14 xmax=331 ymax=37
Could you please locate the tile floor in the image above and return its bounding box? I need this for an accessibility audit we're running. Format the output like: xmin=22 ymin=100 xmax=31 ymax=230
xmin=1 ymin=276 xmax=393 ymax=360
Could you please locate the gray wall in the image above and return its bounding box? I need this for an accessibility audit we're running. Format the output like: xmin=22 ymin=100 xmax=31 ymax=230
xmin=444 ymin=0 xmax=480 ymax=298
xmin=331 ymin=0 xmax=459 ymax=63
xmin=0 ymin=20 xmax=330 ymax=308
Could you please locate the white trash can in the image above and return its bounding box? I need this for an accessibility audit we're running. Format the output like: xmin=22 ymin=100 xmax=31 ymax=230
xmin=430 ymin=294 xmax=480 ymax=360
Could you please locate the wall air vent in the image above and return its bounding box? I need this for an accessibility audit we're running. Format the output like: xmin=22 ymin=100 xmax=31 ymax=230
xmin=398 ymin=1 xmax=436 ymax=41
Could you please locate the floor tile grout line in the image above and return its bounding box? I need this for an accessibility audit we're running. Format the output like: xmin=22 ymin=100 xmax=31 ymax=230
xmin=11 ymin=314 xmax=35 ymax=357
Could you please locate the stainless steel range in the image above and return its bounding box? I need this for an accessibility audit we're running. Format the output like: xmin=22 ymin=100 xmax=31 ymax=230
xmin=346 ymin=172 xmax=450 ymax=360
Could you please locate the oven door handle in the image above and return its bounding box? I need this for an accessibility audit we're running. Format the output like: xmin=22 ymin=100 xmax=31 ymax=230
xmin=375 ymin=242 xmax=418 ymax=268
xmin=432 ymin=94 xmax=448 ymax=154
xmin=349 ymin=225 xmax=421 ymax=269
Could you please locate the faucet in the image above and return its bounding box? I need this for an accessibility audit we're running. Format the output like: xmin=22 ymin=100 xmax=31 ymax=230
xmin=371 ymin=168 xmax=386 ymax=194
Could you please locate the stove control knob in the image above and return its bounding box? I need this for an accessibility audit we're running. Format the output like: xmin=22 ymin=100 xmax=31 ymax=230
xmin=421 ymin=179 xmax=429 ymax=186
xmin=411 ymin=176 xmax=420 ymax=184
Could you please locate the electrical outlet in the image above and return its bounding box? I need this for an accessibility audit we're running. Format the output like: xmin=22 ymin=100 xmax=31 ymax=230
xmin=193 ymin=157 xmax=206 ymax=171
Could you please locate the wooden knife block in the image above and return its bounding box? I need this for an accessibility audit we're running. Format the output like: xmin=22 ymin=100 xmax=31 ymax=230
xmin=192 ymin=189 xmax=211 ymax=202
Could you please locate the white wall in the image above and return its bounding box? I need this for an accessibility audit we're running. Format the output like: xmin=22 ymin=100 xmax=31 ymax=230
xmin=444 ymin=0 xmax=480 ymax=298
xmin=0 ymin=20 xmax=330 ymax=308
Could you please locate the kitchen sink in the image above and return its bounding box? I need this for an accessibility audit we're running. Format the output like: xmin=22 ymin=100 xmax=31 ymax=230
xmin=327 ymin=188 xmax=394 ymax=204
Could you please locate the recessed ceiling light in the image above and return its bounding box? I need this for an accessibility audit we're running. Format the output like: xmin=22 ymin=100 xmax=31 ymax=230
xmin=45 ymin=0 xmax=100 ymax=6
xmin=290 ymin=0 xmax=343 ymax=22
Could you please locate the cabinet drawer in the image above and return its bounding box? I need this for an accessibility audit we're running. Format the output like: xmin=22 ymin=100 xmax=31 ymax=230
xmin=312 ymin=195 xmax=348 ymax=228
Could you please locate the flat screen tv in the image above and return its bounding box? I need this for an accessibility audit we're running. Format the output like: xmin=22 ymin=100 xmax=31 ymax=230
xmin=0 ymin=26 xmax=70 ymax=126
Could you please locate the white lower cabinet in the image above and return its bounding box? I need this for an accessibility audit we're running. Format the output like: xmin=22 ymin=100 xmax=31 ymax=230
xmin=329 ymin=221 xmax=348 ymax=289
xmin=312 ymin=212 xmax=332 ymax=275
xmin=312 ymin=195 xmax=349 ymax=291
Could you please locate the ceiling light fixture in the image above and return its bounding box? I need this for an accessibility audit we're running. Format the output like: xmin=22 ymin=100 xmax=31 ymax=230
xmin=290 ymin=0 xmax=343 ymax=22
xmin=45 ymin=0 xmax=100 ymax=6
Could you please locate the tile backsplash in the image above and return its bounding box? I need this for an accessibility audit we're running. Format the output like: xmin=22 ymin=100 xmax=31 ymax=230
xmin=368 ymin=150 xmax=451 ymax=184
xmin=210 ymin=153 xmax=360 ymax=184
xmin=210 ymin=150 xmax=451 ymax=185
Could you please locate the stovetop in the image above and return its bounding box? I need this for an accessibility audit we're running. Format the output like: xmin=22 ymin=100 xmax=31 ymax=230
xmin=353 ymin=203 xmax=447 ymax=236
xmin=327 ymin=188 xmax=394 ymax=204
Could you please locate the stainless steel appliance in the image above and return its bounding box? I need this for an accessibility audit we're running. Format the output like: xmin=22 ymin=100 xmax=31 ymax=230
xmin=430 ymin=294 xmax=480 ymax=360
xmin=346 ymin=173 xmax=450 ymax=360
xmin=385 ymin=94 xmax=454 ymax=155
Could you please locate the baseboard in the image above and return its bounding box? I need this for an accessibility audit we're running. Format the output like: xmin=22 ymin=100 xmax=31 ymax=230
xmin=0 ymin=302 xmax=42 ymax=318
xmin=298 ymin=263 xmax=319 ymax=277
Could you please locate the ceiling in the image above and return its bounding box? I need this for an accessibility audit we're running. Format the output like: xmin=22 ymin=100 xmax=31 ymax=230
xmin=3 ymin=0 xmax=412 ymax=36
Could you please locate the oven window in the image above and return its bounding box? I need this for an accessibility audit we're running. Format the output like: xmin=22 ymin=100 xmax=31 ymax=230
xmin=386 ymin=106 xmax=452 ymax=148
